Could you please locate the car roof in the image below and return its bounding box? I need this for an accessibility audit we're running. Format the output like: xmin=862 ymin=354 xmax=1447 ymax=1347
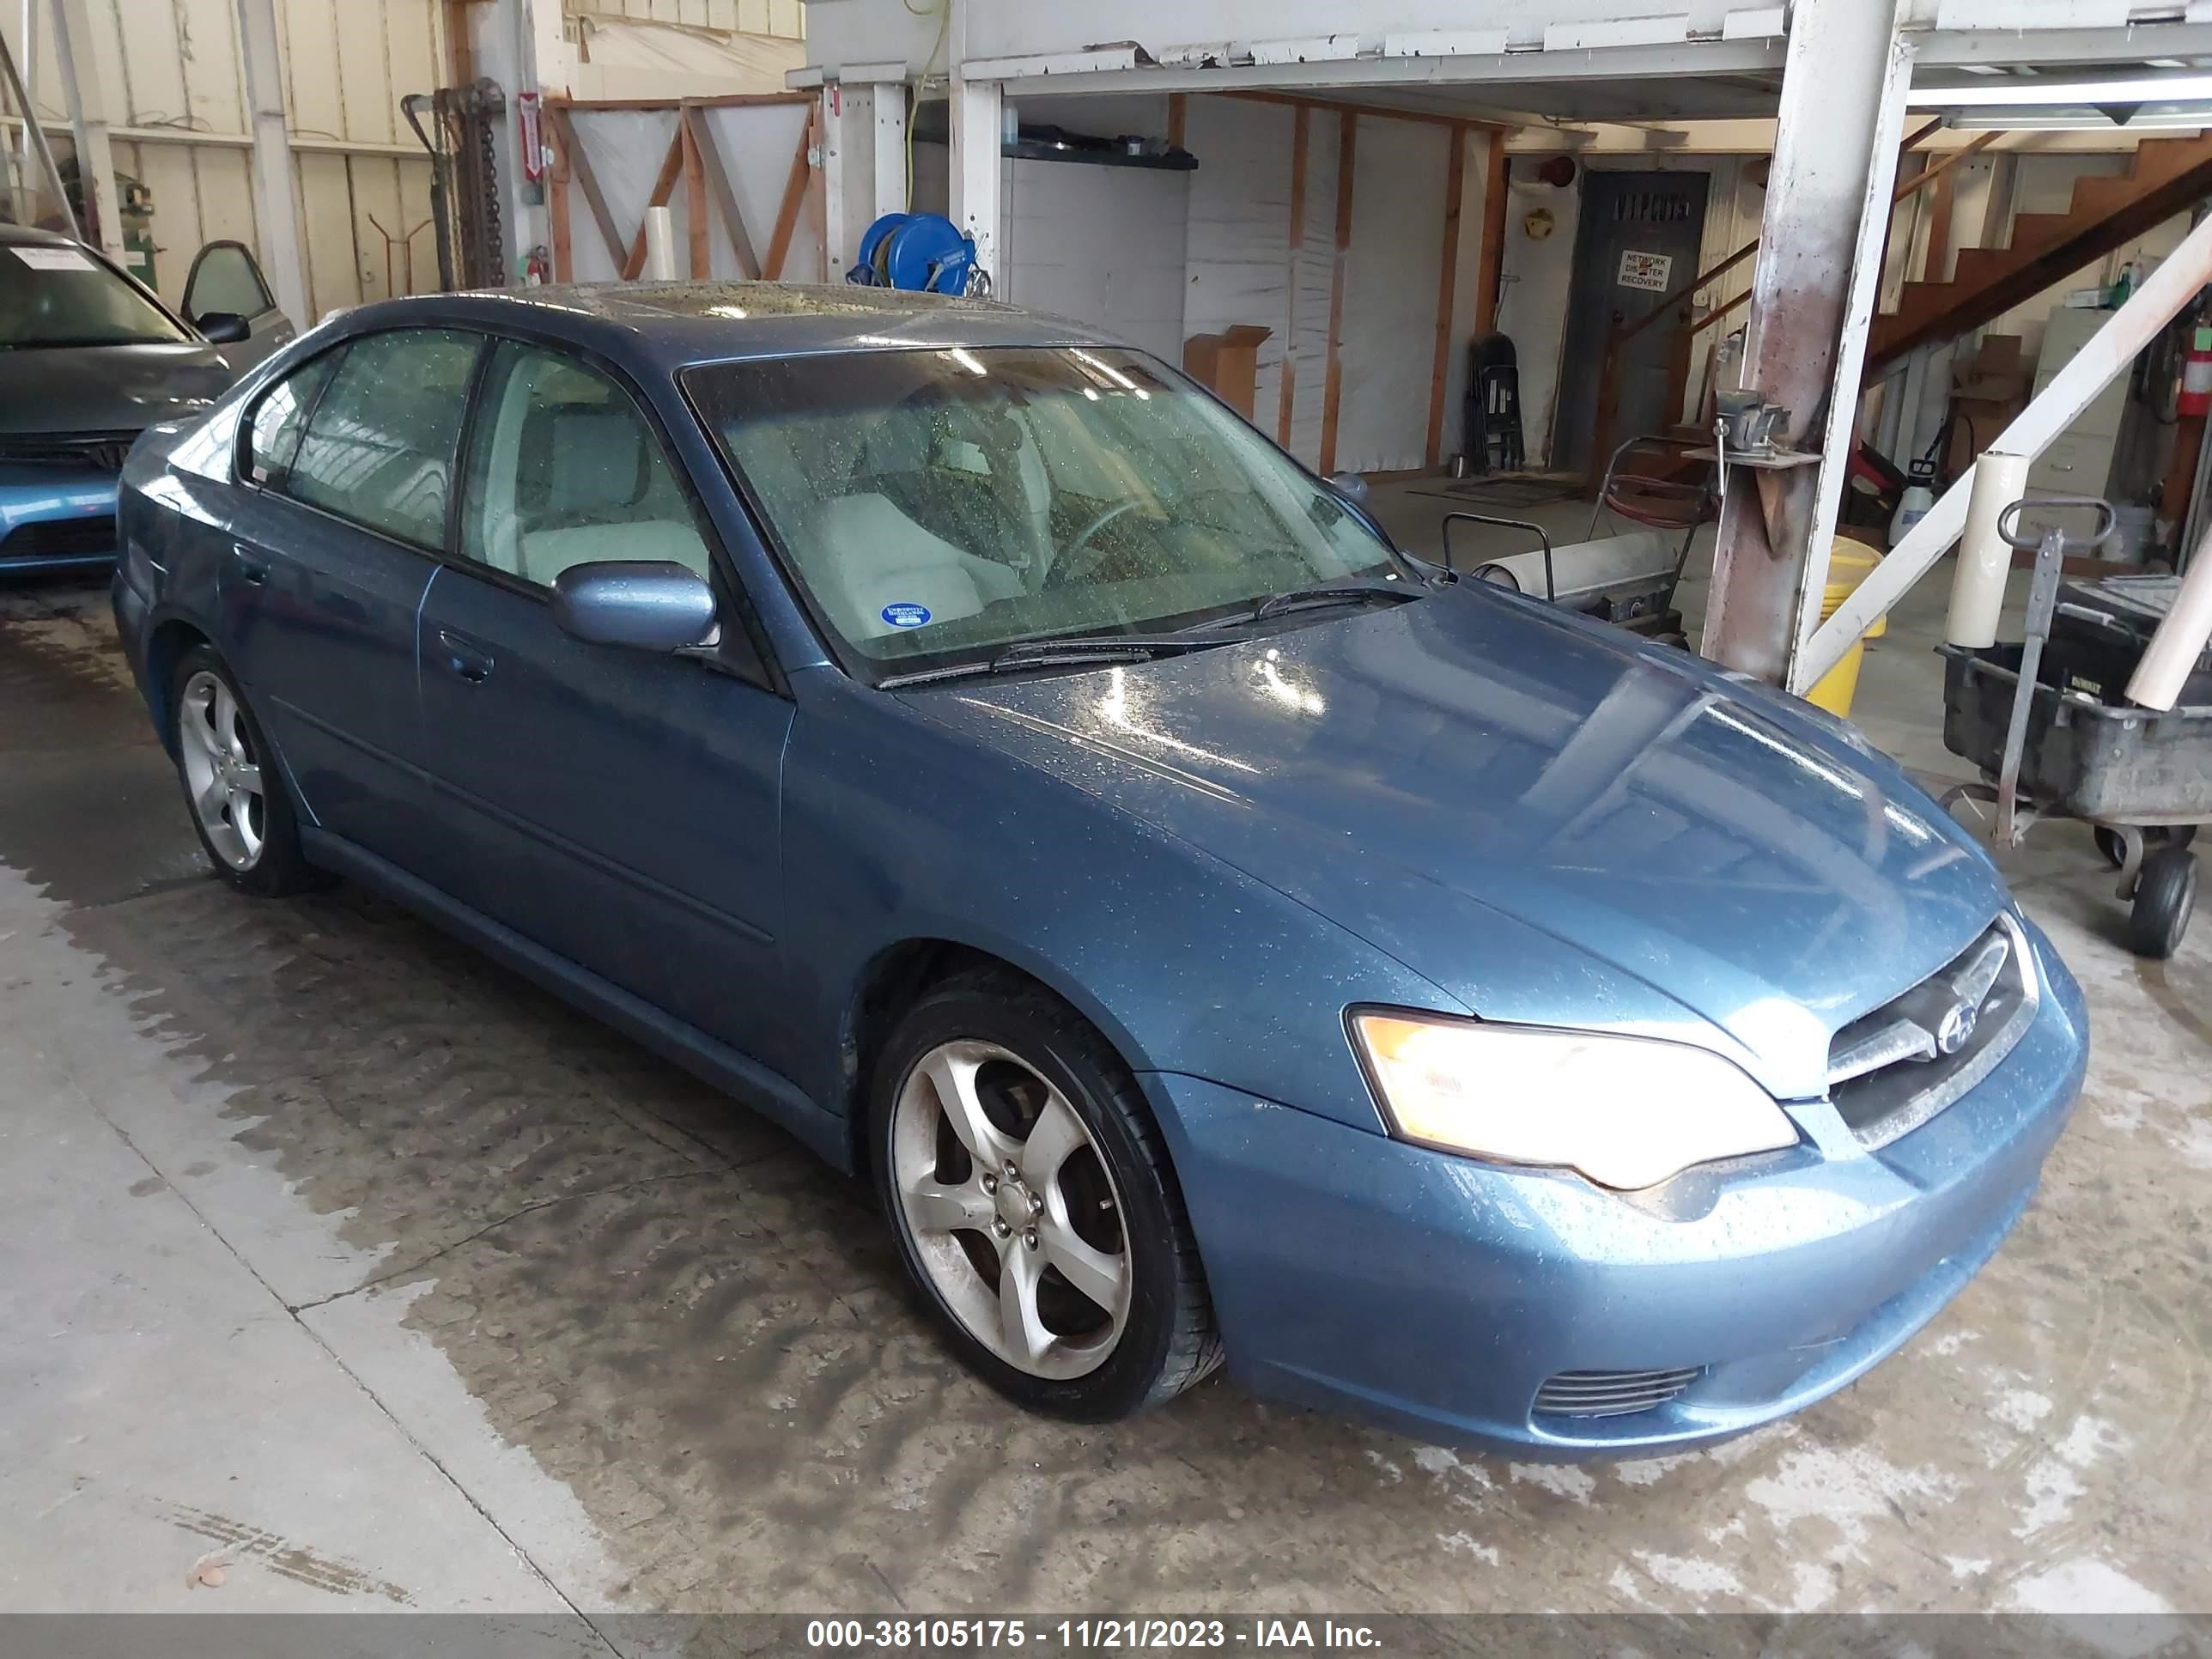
xmin=328 ymin=282 xmax=1132 ymax=374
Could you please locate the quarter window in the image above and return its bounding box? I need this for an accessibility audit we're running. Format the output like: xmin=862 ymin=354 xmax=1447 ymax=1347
xmin=285 ymin=329 xmax=479 ymax=550
xmin=244 ymin=349 xmax=341 ymax=487
xmin=457 ymin=340 xmax=715 ymax=587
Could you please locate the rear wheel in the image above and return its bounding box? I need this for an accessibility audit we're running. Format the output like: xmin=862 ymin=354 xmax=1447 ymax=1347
xmin=170 ymin=646 xmax=327 ymax=896
xmin=2128 ymin=848 xmax=2197 ymax=960
xmin=870 ymin=970 xmax=1220 ymax=1420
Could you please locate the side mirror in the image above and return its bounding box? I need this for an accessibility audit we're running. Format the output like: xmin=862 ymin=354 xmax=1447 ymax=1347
xmin=1326 ymin=471 xmax=1370 ymax=505
xmin=196 ymin=311 xmax=252 ymax=344
xmin=551 ymin=560 xmax=719 ymax=652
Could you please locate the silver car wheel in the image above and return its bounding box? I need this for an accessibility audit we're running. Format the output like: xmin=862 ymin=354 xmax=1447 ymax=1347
xmin=178 ymin=670 xmax=266 ymax=872
xmin=890 ymin=1039 xmax=1133 ymax=1380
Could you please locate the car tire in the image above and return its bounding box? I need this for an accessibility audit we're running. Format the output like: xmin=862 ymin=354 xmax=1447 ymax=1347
xmin=869 ymin=969 xmax=1222 ymax=1421
xmin=170 ymin=644 xmax=328 ymax=897
xmin=2127 ymin=847 xmax=2197 ymax=961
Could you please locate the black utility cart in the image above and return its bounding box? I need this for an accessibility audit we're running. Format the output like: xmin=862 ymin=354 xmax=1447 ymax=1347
xmin=1942 ymin=498 xmax=2209 ymax=959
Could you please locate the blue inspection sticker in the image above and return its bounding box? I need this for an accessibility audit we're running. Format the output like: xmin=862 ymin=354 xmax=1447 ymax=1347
xmin=880 ymin=602 xmax=933 ymax=629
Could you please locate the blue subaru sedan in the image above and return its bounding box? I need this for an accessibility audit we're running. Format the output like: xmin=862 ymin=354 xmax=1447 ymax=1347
xmin=110 ymin=284 xmax=2087 ymax=1455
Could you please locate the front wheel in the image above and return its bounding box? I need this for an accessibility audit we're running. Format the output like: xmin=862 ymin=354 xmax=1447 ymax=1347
xmin=170 ymin=645 xmax=328 ymax=897
xmin=870 ymin=971 xmax=1221 ymax=1420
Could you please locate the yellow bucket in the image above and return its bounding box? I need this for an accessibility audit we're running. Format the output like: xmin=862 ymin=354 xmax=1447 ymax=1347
xmin=1803 ymin=537 xmax=1887 ymax=718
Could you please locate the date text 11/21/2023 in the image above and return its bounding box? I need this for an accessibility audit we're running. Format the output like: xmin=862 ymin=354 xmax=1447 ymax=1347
xmin=804 ymin=1619 xmax=1384 ymax=1650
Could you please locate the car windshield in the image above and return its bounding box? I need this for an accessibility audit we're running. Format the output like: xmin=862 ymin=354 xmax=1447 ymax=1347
xmin=686 ymin=346 xmax=1406 ymax=675
xmin=0 ymin=240 xmax=188 ymax=349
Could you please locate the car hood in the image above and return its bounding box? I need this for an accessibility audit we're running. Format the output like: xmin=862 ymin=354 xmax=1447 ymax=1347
xmin=903 ymin=587 xmax=2007 ymax=1100
xmin=0 ymin=341 xmax=234 ymax=437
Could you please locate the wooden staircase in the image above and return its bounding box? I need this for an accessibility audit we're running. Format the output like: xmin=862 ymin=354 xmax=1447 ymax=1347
xmin=1865 ymin=131 xmax=2212 ymax=375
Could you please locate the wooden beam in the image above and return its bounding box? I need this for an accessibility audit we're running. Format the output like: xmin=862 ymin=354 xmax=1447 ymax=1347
xmin=1167 ymin=92 xmax=1186 ymax=151
xmin=1893 ymin=128 xmax=1997 ymax=205
xmin=684 ymin=104 xmax=761 ymax=279
xmin=1923 ymin=161 xmax=1956 ymax=284
xmin=1425 ymin=124 xmax=1468 ymax=471
xmin=1319 ymin=112 xmax=1357 ymax=477
xmin=548 ymin=104 xmax=627 ymax=273
xmin=1473 ymin=130 xmax=1506 ymax=337
xmin=763 ymin=111 xmax=815 ymax=281
xmin=683 ymin=113 xmax=709 ymax=279
xmin=1278 ymin=106 xmax=1310 ymax=449
xmin=621 ymin=125 xmax=689 ymax=280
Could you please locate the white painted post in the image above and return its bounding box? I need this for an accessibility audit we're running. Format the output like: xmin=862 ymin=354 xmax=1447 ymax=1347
xmin=2124 ymin=526 xmax=2212 ymax=708
xmin=1947 ymin=450 xmax=2031 ymax=649
xmin=949 ymin=70 xmax=1000 ymax=290
xmin=47 ymin=0 xmax=122 ymax=262
xmin=820 ymin=86 xmax=848 ymax=276
xmin=15 ymin=0 xmax=38 ymax=218
xmin=872 ymin=78 xmax=908 ymax=220
xmin=1798 ymin=207 xmax=2212 ymax=690
xmin=233 ymin=0 xmax=310 ymax=326
xmin=642 ymin=204 xmax=677 ymax=281
xmin=1784 ymin=21 xmax=1914 ymax=680
xmin=1701 ymin=0 xmax=1907 ymax=682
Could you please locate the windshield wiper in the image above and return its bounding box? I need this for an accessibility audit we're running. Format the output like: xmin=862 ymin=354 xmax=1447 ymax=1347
xmin=1180 ymin=579 xmax=1419 ymax=634
xmin=876 ymin=633 xmax=1232 ymax=690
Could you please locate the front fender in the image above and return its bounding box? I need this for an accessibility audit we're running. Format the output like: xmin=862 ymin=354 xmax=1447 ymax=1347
xmin=777 ymin=671 xmax=1466 ymax=1137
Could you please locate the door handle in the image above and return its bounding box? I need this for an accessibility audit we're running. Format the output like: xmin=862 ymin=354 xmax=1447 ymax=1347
xmin=436 ymin=628 xmax=495 ymax=684
xmin=231 ymin=543 xmax=269 ymax=585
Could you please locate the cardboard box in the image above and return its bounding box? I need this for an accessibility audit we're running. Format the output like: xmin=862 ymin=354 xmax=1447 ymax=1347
xmin=1183 ymin=325 xmax=1272 ymax=420
xmin=1945 ymin=335 xmax=2027 ymax=475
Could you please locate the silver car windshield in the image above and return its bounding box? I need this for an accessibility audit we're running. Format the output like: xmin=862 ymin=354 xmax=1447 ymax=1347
xmin=688 ymin=346 xmax=1401 ymax=672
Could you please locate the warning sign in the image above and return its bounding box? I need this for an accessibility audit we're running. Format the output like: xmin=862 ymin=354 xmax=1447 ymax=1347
xmin=1617 ymin=250 xmax=1674 ymax=293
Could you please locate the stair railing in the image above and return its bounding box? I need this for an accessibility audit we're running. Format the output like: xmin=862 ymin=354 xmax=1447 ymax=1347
xmin=1586 ymin=120 xmax=1980 ymax=470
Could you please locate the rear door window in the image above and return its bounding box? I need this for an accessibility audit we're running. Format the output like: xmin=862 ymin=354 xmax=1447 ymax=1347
xmin=283 ymin=329 xmax=480 ymax=550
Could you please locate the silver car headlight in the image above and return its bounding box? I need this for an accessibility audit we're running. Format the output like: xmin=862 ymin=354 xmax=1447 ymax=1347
xmin=1351 ymin=1011 xmax=1800 ymax=1190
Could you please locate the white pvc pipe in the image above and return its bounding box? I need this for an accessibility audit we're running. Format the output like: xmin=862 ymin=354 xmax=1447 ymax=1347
xmin=1947 ymin=449 xmax=2031 ymax=649
xmin=2125 ymin=526 xmax=2212 ymax=709
xmin=643 ymin=204 xmax=677 ymax=281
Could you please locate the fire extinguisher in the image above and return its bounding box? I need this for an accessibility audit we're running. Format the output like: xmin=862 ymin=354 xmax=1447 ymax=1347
xmin=2180 ymin=325 xmax=2212 ymax=419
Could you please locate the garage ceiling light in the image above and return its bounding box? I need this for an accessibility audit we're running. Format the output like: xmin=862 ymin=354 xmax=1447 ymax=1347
xmin=1908 ymin=72 xmax=2212 ymax=106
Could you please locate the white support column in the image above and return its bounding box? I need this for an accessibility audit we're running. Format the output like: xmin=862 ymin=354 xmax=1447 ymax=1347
xmin=48 ymin=0 xmax=122 ymax=261
xmin=949 ymin=70 xmax=1000 ymax=289
xmin=1700 ymin=0 xmax=1907 ymax=684
xmin=820 ymin=85 xmax=848 ymax=276
xmin=872 ymin=77 xmax=908 ymax=220
xmin=234 ymin=0 xmax=309 ymax=326
xmin=15 ymin=0 xmax=40 ymax=218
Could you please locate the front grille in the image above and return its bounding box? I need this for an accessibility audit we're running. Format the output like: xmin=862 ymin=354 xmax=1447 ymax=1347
xmin=1825 ymin=915 xmax=2036 ymax=1150
xmin=0 ymin=514 xmax=118 ymax=562
xmin=1535 ymin=1366 xmax=1705 ymax=1419
xmin=0 ymin=430 xmax=139 ymax=474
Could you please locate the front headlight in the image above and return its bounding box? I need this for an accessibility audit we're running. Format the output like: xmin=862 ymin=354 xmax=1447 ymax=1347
xmin=1351 ymin=1011 xmax=1799 ymax=1190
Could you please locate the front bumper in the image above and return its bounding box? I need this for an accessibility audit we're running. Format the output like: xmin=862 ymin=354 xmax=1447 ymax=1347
xmin=1148 ymin=920 xmax=2088 ymax=1457
xmin=0 ymin=465 xmax=119 ymax=574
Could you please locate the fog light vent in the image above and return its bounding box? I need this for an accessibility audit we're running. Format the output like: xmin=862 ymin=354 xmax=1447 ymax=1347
xmin=1534 ymin=1366 xmax=1703 ymax=1419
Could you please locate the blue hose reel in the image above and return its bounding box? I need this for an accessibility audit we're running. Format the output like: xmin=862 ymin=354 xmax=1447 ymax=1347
xmin=847 ymin=212 xmax=987 ymax=296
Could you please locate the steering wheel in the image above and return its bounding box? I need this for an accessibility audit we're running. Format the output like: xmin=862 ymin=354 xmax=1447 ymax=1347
xmin=1043 ymin=499 xmax=1148 ymax=590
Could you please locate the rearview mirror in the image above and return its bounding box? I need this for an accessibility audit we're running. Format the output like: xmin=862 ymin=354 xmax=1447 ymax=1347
xmin=1326 ymin=471 xmax=1370 ymax=505
xmin=551 ymin=561 xmax=719 ymax=653
xmin=196 ymin=311 xmax=252 ymax=344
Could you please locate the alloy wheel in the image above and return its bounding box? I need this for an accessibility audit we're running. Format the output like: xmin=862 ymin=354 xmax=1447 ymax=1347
xmin=890 ymin=1039 xmax=1133 ymax=1379
xmin=178 ymin=670 xmax=267 ymax=871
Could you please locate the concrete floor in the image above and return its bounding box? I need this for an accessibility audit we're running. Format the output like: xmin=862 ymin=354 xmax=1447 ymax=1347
xmin=1 ymin=546 xmax=2207 ymax=1626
